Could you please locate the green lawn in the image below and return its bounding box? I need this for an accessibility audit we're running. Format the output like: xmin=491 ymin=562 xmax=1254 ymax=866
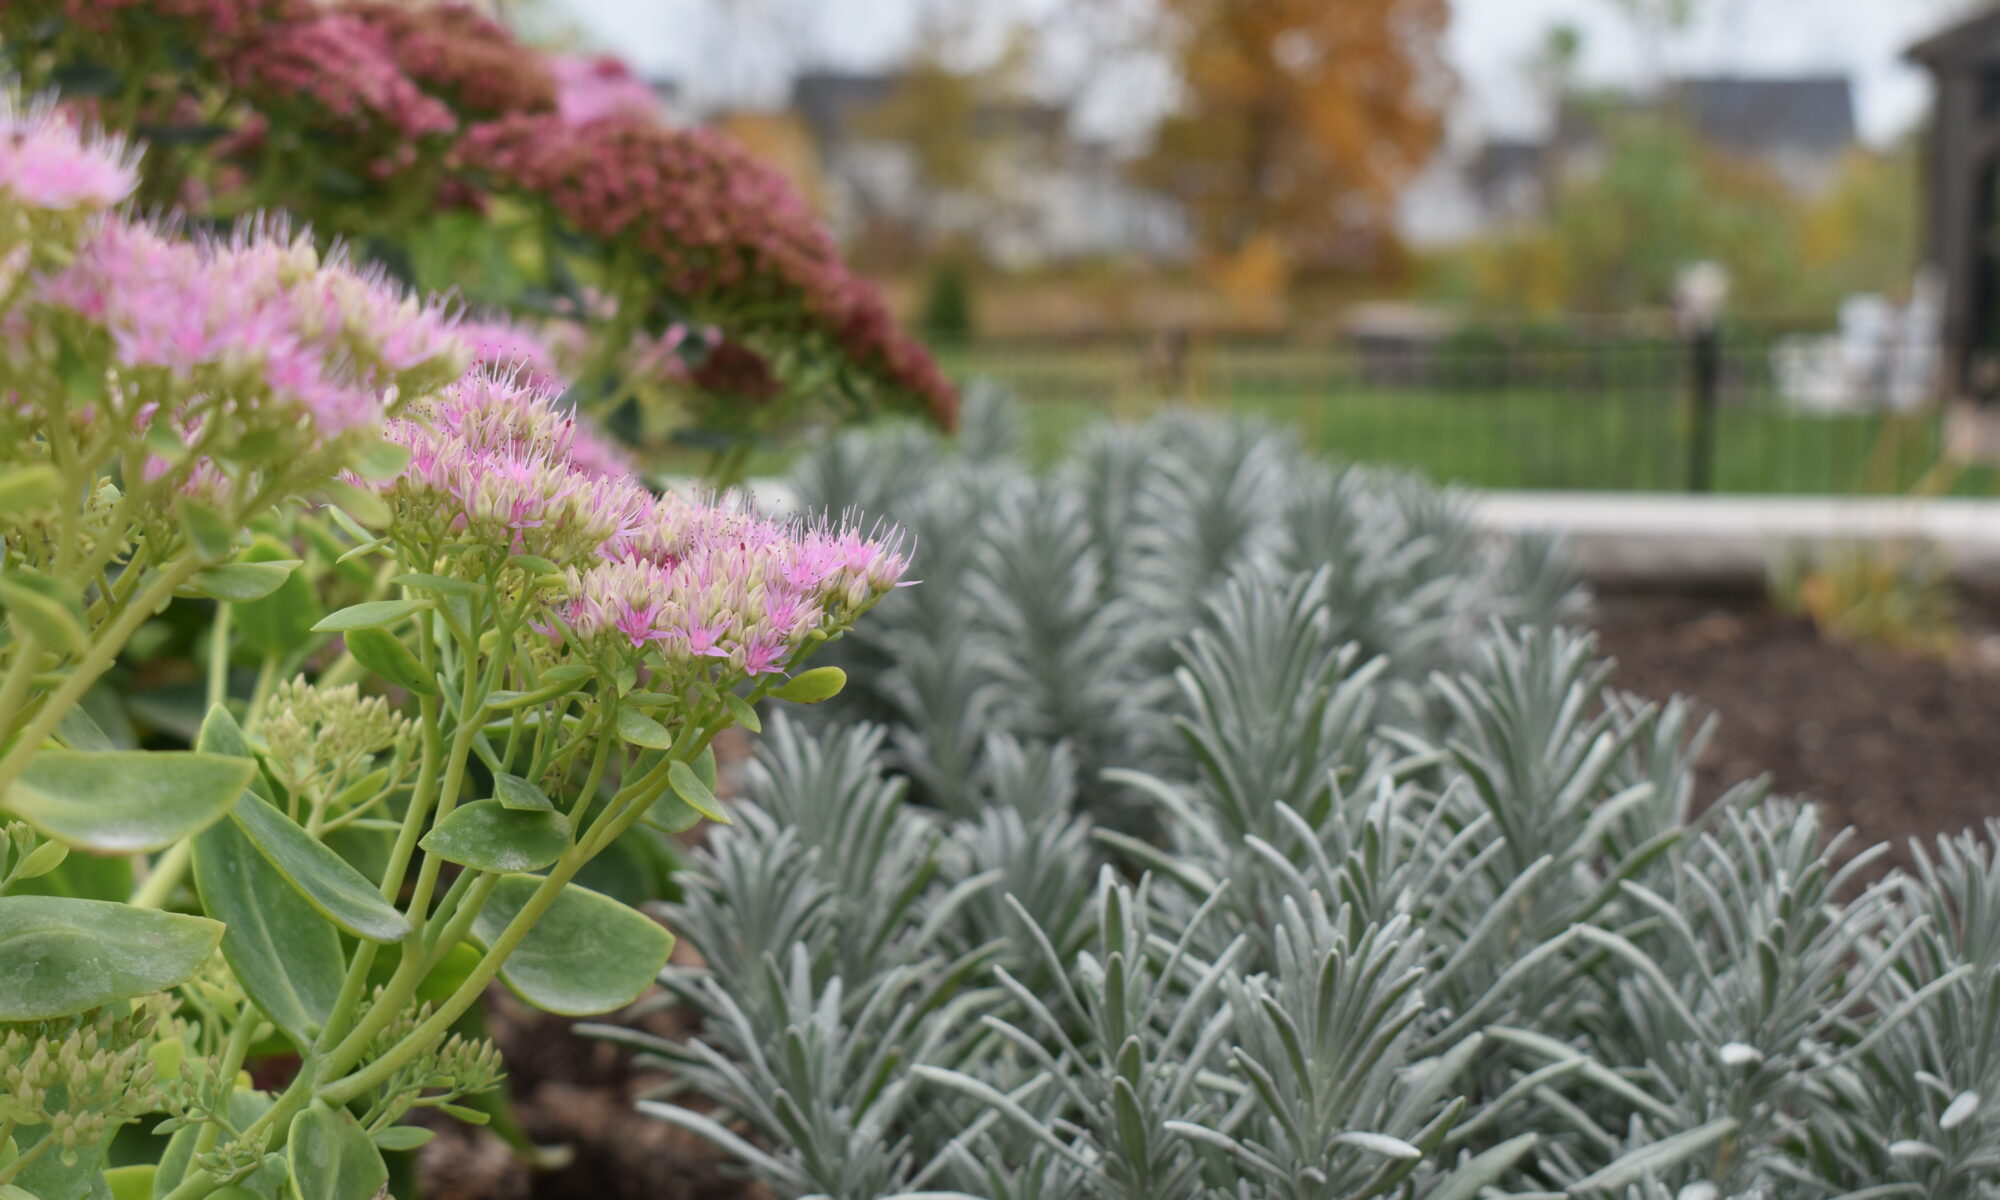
xmin=644 ymin=346 xmax=1996 ymax=497
xmin=933 ymin=345 xmax=1996 ymax=496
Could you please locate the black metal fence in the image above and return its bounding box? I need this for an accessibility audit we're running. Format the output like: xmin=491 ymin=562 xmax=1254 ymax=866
xmin=934 ymin=330 xmax=1983 ymax=495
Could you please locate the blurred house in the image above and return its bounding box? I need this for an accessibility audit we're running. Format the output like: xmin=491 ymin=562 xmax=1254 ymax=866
xmin=1401 ymin=74 xmax=1857 ymax=248
xmin=788 ymin=70 xmax=1191 ymax=266
xmin=1907 ymin=10 xmax=2000 ymax=409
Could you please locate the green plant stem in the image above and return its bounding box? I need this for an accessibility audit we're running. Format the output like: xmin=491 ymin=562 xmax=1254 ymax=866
xmin=0 ymin=557 xmax=203 ymax=794
xmin=191 ymin=1012 xmax=262 ymax=1161
xmin=0 ymin=1129 xmax=54 ymax=1186
xmin=423 ymin=871 xmax=499 ymax=970
xmin=0 ymin=630 xmax=43 ymax=736
xmin=129 ymin=840 xmax=193 ymax=908
xmin=205 ymin=604 xmax=232 ymax=713
xmin=244 ymin=655 xmax=282 ymax=728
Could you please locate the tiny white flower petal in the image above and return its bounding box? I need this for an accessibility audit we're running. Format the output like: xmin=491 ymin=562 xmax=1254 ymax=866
xmin=1942 ymin=1091 xmax=1981 ymax=1130
xmin=1890 ymin=1139 xmax=1942 ymax=1160
xmin=1718 ymin=1042 xmax=1763 ymax=1066
xmin=1677 ymin=1183 xmax=1719 ymax=1200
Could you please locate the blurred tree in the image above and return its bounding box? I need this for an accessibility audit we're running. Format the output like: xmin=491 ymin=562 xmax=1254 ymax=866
xmin=1419 ymin=110 xmax=1919 ymax=320
xmin=853 ymin=17 xmax=1038 ymax=198
xmin=918 ymin=257 xmax=977 ymax=339
xmin=1137 ymin=0 xmax=1453 ymax=267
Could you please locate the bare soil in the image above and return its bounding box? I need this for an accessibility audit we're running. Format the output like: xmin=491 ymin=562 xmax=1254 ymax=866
xmin=1593 ymin=589 xmax=2000 ymax=871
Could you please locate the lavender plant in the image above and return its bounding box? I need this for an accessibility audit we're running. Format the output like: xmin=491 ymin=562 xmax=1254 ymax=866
xmin=611 ymin=403 xmax=2000 ymax=1197
xmin=0 ymin=105 xmax=905 ymax=1200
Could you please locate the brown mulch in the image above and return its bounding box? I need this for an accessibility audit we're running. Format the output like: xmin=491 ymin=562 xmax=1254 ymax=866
xmin=1593 ymin=589 xmax=2000 ymax=872
xmin=415 ymin=988 xmax=763 ymax=1200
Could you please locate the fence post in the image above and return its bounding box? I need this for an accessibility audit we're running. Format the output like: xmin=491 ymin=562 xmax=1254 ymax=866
xmin=1674 ymin=261 xmax=1729 ymax=493
xmin=1686 ymin=326 xmax=1720 ymax=492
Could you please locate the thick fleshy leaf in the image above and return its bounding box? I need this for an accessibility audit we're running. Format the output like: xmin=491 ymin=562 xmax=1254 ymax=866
xmin=420 ymin=801 xmax=570 ymax=873
xmin=390 ymin=572 xmax=478 ymax=598
xmin=343 ymin=628 xmax=436 ymax=695
xmin=666 ymin=760 xmax=728 ymax=825
xmin=769 ymin=666 xmax=845 ymax=705
xmin=193 ymin=814 xmax=344 ymax=1051
xmin=492 ymin=772 xmax=553 ymax=812
xmin=288 ymin=1101 xmax=387 ymax=1200
xmin=0 ymin=896 xmax=222 ymax=1020
xmin=236 ymin=537 xmax=324 ymax=659
xmin=228 ymin=793 xmax=409 ymax=943
xmin=0 ymin=463 xmax=61 ymax=514
xmin=182 ymin=561 xmax=300 ymax=603
xmin=311 ymin=599 xmax=431 ymax=633
xmin=722 ymin=693 xmax=761 ymax=732
xmin=8 ymin=751 xmax=252 ymax=852
xmin=616 ymin=708 xmax=671 ymax=750
xmin=0 ymin=573 xmax=87 ymax=654
xmin=105 ymin=1166 xmax=154 ymax=1200
xmin=470 ymin=877 xmax=673 ymax=1016
xmin=178 ymin=499 xmax=236 ymax=562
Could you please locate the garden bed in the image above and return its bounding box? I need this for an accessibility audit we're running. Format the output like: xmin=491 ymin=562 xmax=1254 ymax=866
xmin=1595 ymin=588 xmax=2000 ymax=870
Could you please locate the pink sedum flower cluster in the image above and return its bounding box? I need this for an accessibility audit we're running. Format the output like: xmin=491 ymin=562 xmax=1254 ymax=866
xmin=547 ymin=55 xmax=668 ymax=127
xmin=385 ymin=372 xmax=645 ymax=562
xmin=0 ymin=104 xmax=139 ymax=213
xmin=39 ymin=219 xmax=466 ymax=437
xmin=383 ymin=369 xmax=906 ymax=679
xmin=231 ymin=11 xmax=456 ymax=142
xmin=561 ymin=498 xmax=908 ymax=678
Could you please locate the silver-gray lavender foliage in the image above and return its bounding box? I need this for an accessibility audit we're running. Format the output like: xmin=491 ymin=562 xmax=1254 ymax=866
xmin=593 ymin=393 xmax=1995 ymax=1199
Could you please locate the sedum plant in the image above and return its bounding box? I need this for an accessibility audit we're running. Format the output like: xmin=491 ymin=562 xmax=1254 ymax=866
xmin=609 ymin=402 xmax=2000 ymax=1197
xmin=0 ymin=104 xmax=905 ymax=1200
xmin=0 ymin=0 xmax=959 ymax=475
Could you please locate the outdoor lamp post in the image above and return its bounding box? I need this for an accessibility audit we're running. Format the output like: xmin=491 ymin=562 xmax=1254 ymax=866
xmin=1675 ymin=261 xmax=1730 ymax=492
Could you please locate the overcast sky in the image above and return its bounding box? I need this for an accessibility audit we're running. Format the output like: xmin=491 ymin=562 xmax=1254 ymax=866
xmin=553 ymin=0 xmax=1977 ymax=147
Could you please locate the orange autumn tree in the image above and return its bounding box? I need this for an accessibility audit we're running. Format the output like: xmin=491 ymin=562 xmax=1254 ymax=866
xmin=1142 ymin=0 xmax=1453 ymax=267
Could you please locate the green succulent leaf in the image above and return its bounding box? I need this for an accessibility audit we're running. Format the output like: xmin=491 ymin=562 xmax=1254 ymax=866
xmin=8 ymin=750 xmax=252 ymax=852
xmin=342 ymin=627 xmax=437 ymax=695
xmin=0 ymin=462 xmax=61 ymax=514
xmin=471 ymin=876 xmax=674 ymax=1016
xmin=178 ymin=499 xmax=237 ymax=562
xmin=227 ymin=793 xmax=410 ymax=943
xmin=0 ymin=572 xmax=87 ymax=655
xmin=667 ymin=760 xmax=729 ymax=825
xmin=616 ymin=708 xmax=672 ymax=750
xmin=288 ymin=1101 xmax=388 ymax=1200
xmin=235 ymin=537 xmax=324 ymax=656
xmin=182 ymin=560 xmax=301 ymax=603
xmin=0 ymin=895 xmax=222 ymax=1020
xmin=420 ymin=801 xmax=571 ymax=873
xmin=492 ymin=772 xmax=554 ymax=812
xmin=769 ymin=666 xmax=846 ymax=705
xmin=312 ymin=599 xmax=432 ymax=633
xmin=390 ymin=572 xmax=479 ymax=598
xmin=193 ymin=811 xmax=344 ymax=1051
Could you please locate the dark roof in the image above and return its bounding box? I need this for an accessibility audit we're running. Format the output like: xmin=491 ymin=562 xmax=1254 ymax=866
xmin=789 ymin=69 xmax=1069 ymax=148
xmin=1672 ymin=76 xmax=1856 ymax=155
xmin=1468 ymin=139 xmax=1542 ymax=190
xmin=789 ymin=71 xmax=903 ymax=148
xmin=1907 ymin=8 xmax=2000 ymax=67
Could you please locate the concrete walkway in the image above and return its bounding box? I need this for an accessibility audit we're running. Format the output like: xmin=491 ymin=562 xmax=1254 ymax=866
xmin=1473 ymin=492 xmax=2000 ymax=585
